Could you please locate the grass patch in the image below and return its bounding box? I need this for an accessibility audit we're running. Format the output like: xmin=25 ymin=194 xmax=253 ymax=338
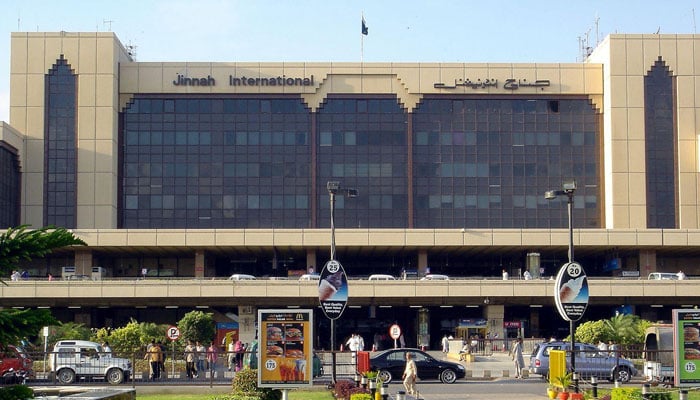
xmin=137 ymin=388 xmax=334 ymax=400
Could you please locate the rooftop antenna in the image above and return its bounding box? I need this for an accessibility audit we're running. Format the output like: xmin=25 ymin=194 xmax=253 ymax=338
xmin=693 ymin=8 xmax=696 ymax=34
xmin=103 ymin=19 xmax=114 ymax=31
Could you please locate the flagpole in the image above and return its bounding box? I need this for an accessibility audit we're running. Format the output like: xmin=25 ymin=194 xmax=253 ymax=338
xmin=361 ymin=12 xmax=364 ymax=63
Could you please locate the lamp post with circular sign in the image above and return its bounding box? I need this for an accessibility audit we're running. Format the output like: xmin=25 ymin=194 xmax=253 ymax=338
xmin=546 ymin=180 xmax=589 ymax=393
xmin=320 ymin=181 xmax=357 ymax=383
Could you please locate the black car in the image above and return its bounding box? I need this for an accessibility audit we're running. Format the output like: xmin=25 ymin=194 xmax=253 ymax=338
xmin=369 ymin=348 xmax=465 ymax=384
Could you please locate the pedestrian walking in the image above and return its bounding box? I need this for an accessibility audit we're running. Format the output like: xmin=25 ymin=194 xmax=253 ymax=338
xmin=510 ymin=337 xmax=525 ymax=379
xmin=402 ymin=352 xmax=418 ymax=396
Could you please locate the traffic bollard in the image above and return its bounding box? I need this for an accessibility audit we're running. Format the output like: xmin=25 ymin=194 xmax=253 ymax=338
xmin=642 ymin=383 xmax=651 ymax=400
xmin=380 ymin=383 xmax=388 ymax=400
xmin=396 ymin=390 xmax=405 ymax=400
xmin=591 ymin=376 xmax=598 ymax=399
xmin=680 ymin=389 xmax=688 ymax=400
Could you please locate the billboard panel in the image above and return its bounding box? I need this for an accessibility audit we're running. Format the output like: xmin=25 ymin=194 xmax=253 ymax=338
xmin=258 ymin=309 xmax=313 ymax=388
xmin=673 ymin=309 xmax=700 ymax=387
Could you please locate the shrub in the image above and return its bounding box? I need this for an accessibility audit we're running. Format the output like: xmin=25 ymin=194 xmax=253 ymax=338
xmin=350 ymin=394 xmax=373 ymax=400
xmin=610 ymin=387 xmax=671 ymax=400
xmin=334 ymin=379 xmax=360 ymax=400
xmin=230 ymin=368 xmax=281 ymax=400
xmin=0 ymin=385 xmax=33 ymax=400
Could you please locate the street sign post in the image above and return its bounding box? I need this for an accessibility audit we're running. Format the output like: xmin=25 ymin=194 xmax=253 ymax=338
xmin=389 ymin=324 xmax=401 ymax=348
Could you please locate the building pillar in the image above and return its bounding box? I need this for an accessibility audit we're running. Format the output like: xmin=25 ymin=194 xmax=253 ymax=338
xmin=238 ymin=306 xmax=256 ymax=344
xmin=195 ymin=250 xmax=205 ymax=278
xmin=485 ymin=304 xmax=505 ymax=341
xmin=529 ymin=308 xmax=541 ymax=337
xmin=306 ymin=249 xmax=317 ymax=274
xmin=74 ymin=250 xmax=93 ymax=276
xmin=639 ymin=250 xmax=656 ymax=278
xmin=417 ymin=250 xmax=428 ymax=275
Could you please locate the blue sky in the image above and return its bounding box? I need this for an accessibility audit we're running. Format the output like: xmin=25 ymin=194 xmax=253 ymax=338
xmin=1 ymin=0 xmax=698 ymax=121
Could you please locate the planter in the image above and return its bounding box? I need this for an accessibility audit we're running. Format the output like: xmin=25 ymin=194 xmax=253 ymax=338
xmin=569 ymin=393 xmax=584 ymax=400
xmin=557 ymin=392 xmax=569 ymax=400
xmin=547 ymin=388 xmax=558 ymax=399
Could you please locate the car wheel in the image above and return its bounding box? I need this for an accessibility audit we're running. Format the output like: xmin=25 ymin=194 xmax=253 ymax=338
xmin=613 ymin=366 xmax=631 ymax=383
xmin=106 ymin=368 xmax=124 ymax=384
xmin=56 ymin=368 xmax=76 ymax=384
xmin=440 ymin=369 xmax=458 ymax=384
xmin=377 ymin=369 xmax=393 ymax=384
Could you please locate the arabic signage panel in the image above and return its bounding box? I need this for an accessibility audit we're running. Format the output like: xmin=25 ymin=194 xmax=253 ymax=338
xmin=318 ymin=260 xmax=348 ymax=320
xmin=673 ymin=309 xmax=700 ymax=387
xmin=258 ymin=309 xmax=313 ymax=388
xmin=553 ymin=262 xmax=589 ymax=322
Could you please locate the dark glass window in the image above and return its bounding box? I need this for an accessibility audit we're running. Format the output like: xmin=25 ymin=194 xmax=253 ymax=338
xmin=0 ymin=144 xmax=20 ymax=227
xmin=121 ymin=96 xmax=311 ymax=228
xmin=645 ymin=57 xmax=677 ymax=228
xmin=413 ymin=97 xmax=601 ymax=229
xmin=44 ymin=55 xmax=77 ymax=228
xmin=316 ymin=97 xmax=408 ymax=228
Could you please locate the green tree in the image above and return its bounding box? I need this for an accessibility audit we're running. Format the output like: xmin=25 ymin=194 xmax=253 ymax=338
xmin=604 ymin=314 xmax=640 ymax=345
xmin=0 ymin=225 xmax=86 ymax=282
xmin=46 ymin=322 xmax=92 ymax=347
xmin=0 ymin=309 xmax=56 ymax=345
xmin=574 ymin=319 xmax=608 ymax=344
xmin=178 ymin=311 xmax=216 ymax=344
xmin=0 ymin=225 xmax=85 ymax=345
xmin=94 ymin=319 xmax=172 ymax=355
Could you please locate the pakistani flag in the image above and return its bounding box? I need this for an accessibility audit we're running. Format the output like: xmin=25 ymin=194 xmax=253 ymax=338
xmin=362 ymin=17 xmax=368 ymax=35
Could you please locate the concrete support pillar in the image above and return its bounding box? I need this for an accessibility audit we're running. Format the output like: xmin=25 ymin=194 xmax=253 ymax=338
xmin=238 ymin=306 xmax=256 ymax=344
xmin=485 ymin=304 xmax=505 ymax=343
xmin=306 ymin=249 xmax=317 ymax=274
xmin=529 ymin=308 xmax=541 ymax=337
xmin=195 ymin=250 xmax=205 ymax=278
xmin=639 ymin=250 xmax=656 ymax=278
xmin=417 ymin=250 xmax=428 ymax=275
xmin=74 ymin=250 xmax=93 ymax=276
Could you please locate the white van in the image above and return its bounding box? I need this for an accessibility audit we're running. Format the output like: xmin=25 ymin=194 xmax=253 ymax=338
xmin=368 ymin=274 xmax=396 ymax=280
xmin=647 ymin=272 xmax=679 ymax=280
xmin=50 ymin=340 xmax=132 ymax=384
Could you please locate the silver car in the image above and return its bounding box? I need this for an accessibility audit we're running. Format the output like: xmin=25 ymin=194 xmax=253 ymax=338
xmin=528 ymin=341 xmax=637 ymax=383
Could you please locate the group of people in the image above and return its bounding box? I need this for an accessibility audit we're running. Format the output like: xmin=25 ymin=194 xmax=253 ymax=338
xmin=9 ymin=270 xmax=28 ymax=281
xmin=144 ymin=339 xmax=221 ymax=380
xmin=345 ymin=333 xmax=365 ymax=352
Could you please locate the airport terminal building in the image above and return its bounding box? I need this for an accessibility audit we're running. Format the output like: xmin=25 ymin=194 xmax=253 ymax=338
xmin=1 ymin=32 xmax=700 ymax=347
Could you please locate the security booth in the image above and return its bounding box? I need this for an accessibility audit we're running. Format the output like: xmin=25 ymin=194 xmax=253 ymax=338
xmin=455 ymin=319 xmax=488 ymax=353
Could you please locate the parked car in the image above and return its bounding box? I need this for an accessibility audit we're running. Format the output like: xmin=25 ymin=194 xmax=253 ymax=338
xmin=370 ymin=348 xmax=465 ymax=384
xmin=420 ymin=274 xmax=450 ymax=281
xmin=0 ymin=344 xmax=33 ymax=378
xmin=49 ymin=340 xmax=132 ymax=384
xmin=368 ymin=274 xmax=396 ymax=280
xmin=228 ymin=274 xmax=256 ymax=281
xmin=528 ymin=341 xmax=637 ymax=382
xmin=298 ymin=274 xmax=321 ymax=281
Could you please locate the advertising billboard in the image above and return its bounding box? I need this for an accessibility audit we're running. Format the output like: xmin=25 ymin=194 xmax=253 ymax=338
xmin=258 ymin=309 xmax=313 ymax=388
xmin=673 ymin=309 xmax=700 ymax=387
xmin=554 ymin=262 xmax=589 ymax=322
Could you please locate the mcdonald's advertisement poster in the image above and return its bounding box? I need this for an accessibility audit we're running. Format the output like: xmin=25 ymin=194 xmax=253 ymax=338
xmin=258 ymin=309 xmax=313 ymax=388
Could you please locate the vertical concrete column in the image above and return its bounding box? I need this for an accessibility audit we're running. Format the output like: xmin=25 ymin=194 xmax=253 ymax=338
xmin=238 ymin=306 xmax=256 ymax=344
xmin=306 ymin=249 xmax=317 ymax=274
xmin=639 ymin=250 xmax=656 ymax=278
xmin=529 ymin=308 xmax=541 ymax=337
xmin=195 ymin=250 xmax=205 ymax=278
xmin=417 ymin=250 xmax=428 ymax=275
xmin=485 ymin=304 xmax=505 ymax=343
xmin=74 ymin=250 xmax=93 ymax=275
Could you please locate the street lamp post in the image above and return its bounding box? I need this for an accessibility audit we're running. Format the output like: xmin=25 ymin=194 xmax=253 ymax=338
xmin=545 ymin=180 xmax=586 ymax=393
xmin=325 ymin=181 xmax=357 ymax=384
